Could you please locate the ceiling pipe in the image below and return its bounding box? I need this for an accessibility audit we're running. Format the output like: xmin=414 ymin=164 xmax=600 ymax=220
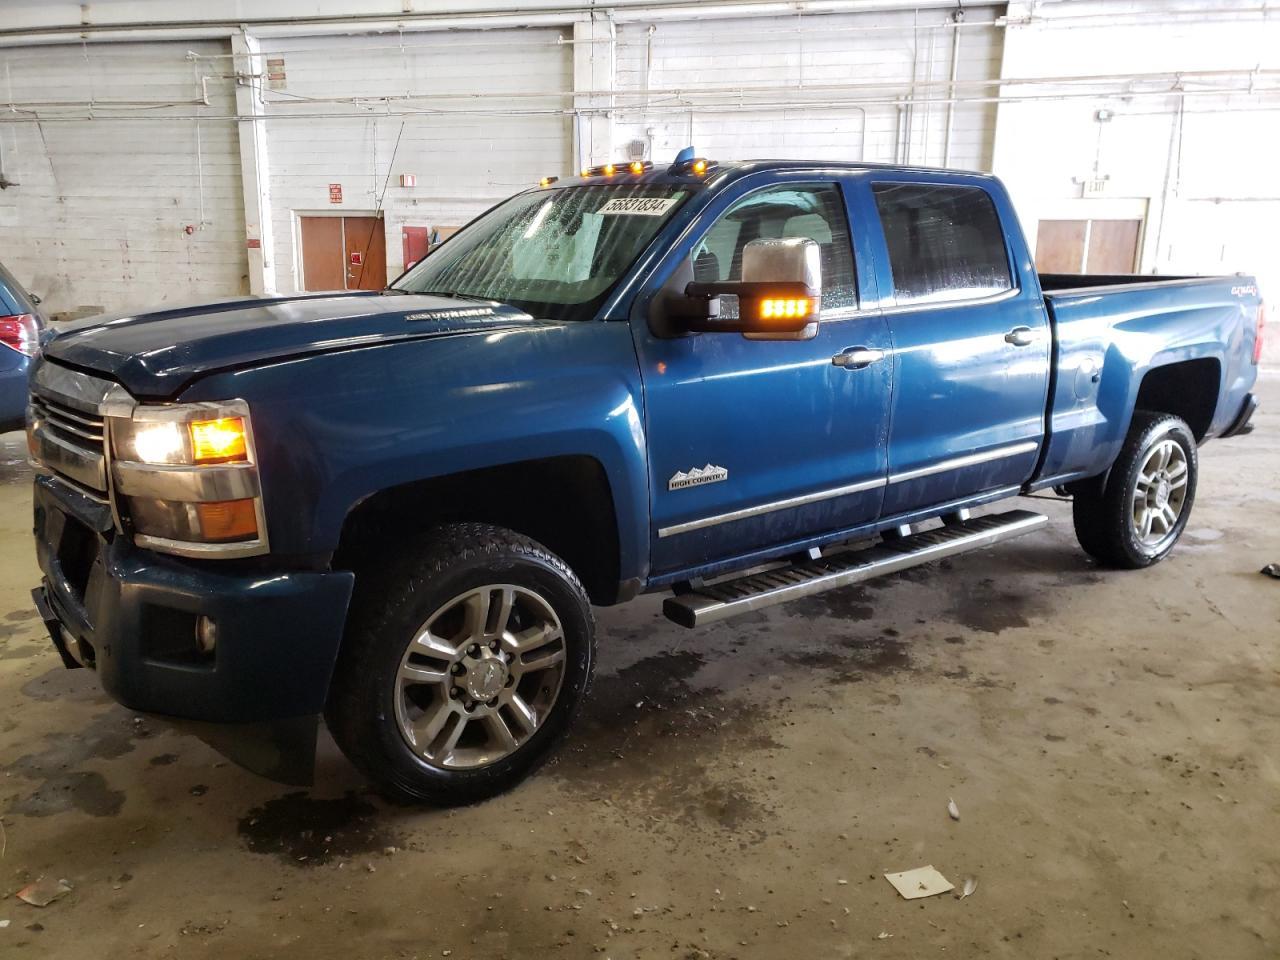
xmin=0 ymin=0 xmax=986 ymax=47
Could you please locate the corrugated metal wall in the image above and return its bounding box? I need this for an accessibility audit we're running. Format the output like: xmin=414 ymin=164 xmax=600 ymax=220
xmin=0 ymin=41 xmax=247 ymax=317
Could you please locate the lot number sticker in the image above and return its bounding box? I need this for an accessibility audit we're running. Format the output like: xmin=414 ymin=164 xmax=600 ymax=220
xmin=598 ymin=197 xmax=678 ymax=216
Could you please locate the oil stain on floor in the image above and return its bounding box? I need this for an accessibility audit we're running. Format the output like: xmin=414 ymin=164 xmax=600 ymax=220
xmin=4 ymin=714 xmax=142 ymax=817
xmin=238 ymin=791 xmax=402 ymax=866
xmin=551 ymin=648 xmax=781 ymax=836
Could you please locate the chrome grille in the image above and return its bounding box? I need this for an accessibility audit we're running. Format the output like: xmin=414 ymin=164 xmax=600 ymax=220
xmin=30 ymin=395 xmax=106 ymax=447
xmin=28 ymin=363 xmax=125 ymax=498
xmin=29 ymin=393 xmax=109 ymax=495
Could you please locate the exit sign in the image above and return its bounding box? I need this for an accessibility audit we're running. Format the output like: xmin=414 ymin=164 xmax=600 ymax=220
xmin=328 ymin=183 xmax=343 ymax=204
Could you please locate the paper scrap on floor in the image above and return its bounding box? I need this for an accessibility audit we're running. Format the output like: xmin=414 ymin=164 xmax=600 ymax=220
xmin=884 ymin=865 xmax=954 ymax=900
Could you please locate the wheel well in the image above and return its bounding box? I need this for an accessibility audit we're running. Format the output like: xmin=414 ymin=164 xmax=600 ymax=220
xmin=333 ymin=456 xmax=623 ymax=605
xmin=1134 ymin=358 xmax=1220 ymax=441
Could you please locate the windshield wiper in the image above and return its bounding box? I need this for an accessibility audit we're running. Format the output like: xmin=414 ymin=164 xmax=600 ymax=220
xmin=407 ymin=289 xmax=497 ymax=305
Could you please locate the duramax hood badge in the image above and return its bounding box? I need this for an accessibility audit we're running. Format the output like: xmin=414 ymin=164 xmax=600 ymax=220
xmin=405 ymin=307 xmax=496 ymax=321
xmin=669 ymin=464 xmax=728 ymax=491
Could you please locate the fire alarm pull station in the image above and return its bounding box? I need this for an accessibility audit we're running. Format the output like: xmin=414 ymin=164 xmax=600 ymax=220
xmin=350 ymin=252 xmax=363 ymax=266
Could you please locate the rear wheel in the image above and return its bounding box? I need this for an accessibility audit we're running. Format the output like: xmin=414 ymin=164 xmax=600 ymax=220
xmin=1072 ymin=412 xmax=1198 ymax=569
xmin=326 ymin=523 xmax=595 ymax=804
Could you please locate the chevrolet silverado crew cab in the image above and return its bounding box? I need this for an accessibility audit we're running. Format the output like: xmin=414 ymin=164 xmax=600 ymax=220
xmin=28 ymin=150 xmax=1264 ymax=804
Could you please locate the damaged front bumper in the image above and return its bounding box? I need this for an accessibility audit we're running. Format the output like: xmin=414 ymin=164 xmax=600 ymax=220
xmin=32 ymin=473 xmax=355 ymax=783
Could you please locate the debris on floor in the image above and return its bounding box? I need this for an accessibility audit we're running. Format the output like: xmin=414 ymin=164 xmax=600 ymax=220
xmin=958 ymin=876 xmax=978 ymax=899
xmin=947 ymin=797 xmax=961 ymax=821
xmin=0 ymin=919 xmax=10 ymax=929
xmin=16 ymin=877 xmax=72 ymax=908
xmin=875 ymin=931 xmax=893 ymax=940
xmin=1260 ymin=563 xmax=1280 ymax=579
xmin=884 ymin=865 xmax=954 ymax=900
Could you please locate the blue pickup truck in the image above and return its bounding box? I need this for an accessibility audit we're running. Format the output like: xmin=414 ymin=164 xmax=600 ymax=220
xmin=28 ymin=152 xmax=1263 ymax=803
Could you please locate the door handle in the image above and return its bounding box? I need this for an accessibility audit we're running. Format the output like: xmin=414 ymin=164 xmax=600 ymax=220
xmin=1004 ymin=326 xmax=1036 ymax=347
xmin=832 ymin=347 xmax=885 ymax=370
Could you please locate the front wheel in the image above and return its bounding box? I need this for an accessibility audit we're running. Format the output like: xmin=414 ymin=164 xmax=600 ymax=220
xmin=1072 ymin=412 xmax=1198 ymax=569
xmin=326 ymin=523 xmax=595 ymax=804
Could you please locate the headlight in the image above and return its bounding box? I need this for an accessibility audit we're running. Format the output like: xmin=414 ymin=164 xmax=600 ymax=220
xmin=108 ymin=400 xmax=268 ymax=558
xmin=113 ymin=414 xmax=249 ymax=466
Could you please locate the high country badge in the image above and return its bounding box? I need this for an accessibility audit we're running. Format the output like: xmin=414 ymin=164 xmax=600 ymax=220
xmin=669 ymin=464 xmax=729 ymax=491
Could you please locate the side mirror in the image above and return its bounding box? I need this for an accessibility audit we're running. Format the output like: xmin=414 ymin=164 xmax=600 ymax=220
xmin=680 ymin=237 xmax=822 ymax=338
xmin=29 ymin=293 xmax=42 ymax=306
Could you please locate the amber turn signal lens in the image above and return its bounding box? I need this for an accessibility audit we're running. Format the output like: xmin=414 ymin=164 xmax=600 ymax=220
xmin=760 ymin=298 xmax=812 ymax=321
xmin=629 ymin=160 xmax=645 ymax=174
xmin=194 ymin=499 xmax=259 ymax=541
xmin=692 ymin=159 xmax=708 ymax=175
xmin=189 ymin=417 xmax=247 ymax=463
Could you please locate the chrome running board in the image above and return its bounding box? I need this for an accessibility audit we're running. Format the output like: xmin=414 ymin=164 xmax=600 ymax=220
xmin=662 ymin=509 xmax=1047 ymax=628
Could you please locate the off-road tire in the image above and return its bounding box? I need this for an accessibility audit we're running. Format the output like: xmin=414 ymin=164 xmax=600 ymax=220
xmin=326 ymin=522 xmax=595 ymax=805
xmin=1072 ymin=412 xmax=1198 ymax=569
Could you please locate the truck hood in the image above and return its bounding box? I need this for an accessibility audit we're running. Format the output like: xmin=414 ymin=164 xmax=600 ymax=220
xmin=42 ymin=291 xmax=547 ymax=397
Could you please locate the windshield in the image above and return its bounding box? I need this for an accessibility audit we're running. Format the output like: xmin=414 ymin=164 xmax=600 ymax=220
xmin=393 ymin=184 xmax=690 ymax=322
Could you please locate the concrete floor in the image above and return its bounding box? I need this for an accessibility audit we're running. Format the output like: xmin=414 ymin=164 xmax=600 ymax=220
xmin=1 ymin=373 xmax=1277 ymax=960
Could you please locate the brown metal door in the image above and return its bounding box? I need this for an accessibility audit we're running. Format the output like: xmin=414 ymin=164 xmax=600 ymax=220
xmin=299 ymin=217 xmax=345 ymax=291
xmin=1035 ymin=220 xmax=1088 ymax=273
xmin=1086 ymin=219 xmax=1141 ymax=273
xmin=343 ymin=216 xmax=387 ymax=290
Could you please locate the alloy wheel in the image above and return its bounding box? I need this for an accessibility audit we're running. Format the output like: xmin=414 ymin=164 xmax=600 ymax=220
xmin=393 ymin=584 xmax=567 ymax=769
xmin=1130 ymin=438 xmax=1189 ymax=549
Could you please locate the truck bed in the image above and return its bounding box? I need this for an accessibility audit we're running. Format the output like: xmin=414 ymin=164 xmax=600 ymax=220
xmin=1033 ymin=272 xmax=1261 ymax=489
xmin=1038 ymin=272 xmax=1199 ymax=292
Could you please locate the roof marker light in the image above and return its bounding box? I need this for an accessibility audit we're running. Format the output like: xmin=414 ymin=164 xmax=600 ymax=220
xmin=539 ymin=176 xmax=558 ymax=188
xmin=692 ymin=158 xmax=708 ymax=175
xmin=629 ymin=160 xmax=645 ymax=175
xmin=602 ymin=163 xmax=616 ymax=176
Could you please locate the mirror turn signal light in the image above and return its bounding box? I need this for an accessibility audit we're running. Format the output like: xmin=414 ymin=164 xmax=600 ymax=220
xmin=760 ymin=298 xmax=812 ymax=321
xmin=189 ymin=417 xmax=248 ymax=464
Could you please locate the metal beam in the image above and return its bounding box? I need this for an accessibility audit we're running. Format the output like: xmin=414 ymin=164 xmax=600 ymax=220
xmin=572 ymin=11 xmax=616 ymax=170
xmin=231 ymin=32 xmax=276 ymax=296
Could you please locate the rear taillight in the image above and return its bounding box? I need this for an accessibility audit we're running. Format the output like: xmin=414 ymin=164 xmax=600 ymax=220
xmin=0 ymin=313 xmax=39 ymax=357
xmin=1255 ymin=302 xmax=1267 ymax=365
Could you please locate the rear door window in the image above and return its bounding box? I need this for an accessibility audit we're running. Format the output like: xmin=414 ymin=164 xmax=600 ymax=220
xmin=871 ymin=183 xmax=1012 ymax=305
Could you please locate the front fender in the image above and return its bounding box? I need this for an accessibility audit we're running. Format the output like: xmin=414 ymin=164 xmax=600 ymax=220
xmin=180 ymin=322 xmax=651 ymax=583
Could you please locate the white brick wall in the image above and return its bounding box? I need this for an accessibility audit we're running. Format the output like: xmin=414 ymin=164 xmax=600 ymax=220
xmin=0 ymin=41 xmax=247 ymax=317
xmin=0 ymin=0 xmax=1275 ymax=368
xmin=259 ymin=28 xmax=572 ymax=290
xmin=612 ymin=6 xmax=1003 ymax=171
xmin=991 ymin=0 xmax=1280 ymax=363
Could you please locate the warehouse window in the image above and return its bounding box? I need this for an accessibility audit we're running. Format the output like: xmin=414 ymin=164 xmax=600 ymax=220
xmin=872 ymin=183 xmax=1012 ymax=305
